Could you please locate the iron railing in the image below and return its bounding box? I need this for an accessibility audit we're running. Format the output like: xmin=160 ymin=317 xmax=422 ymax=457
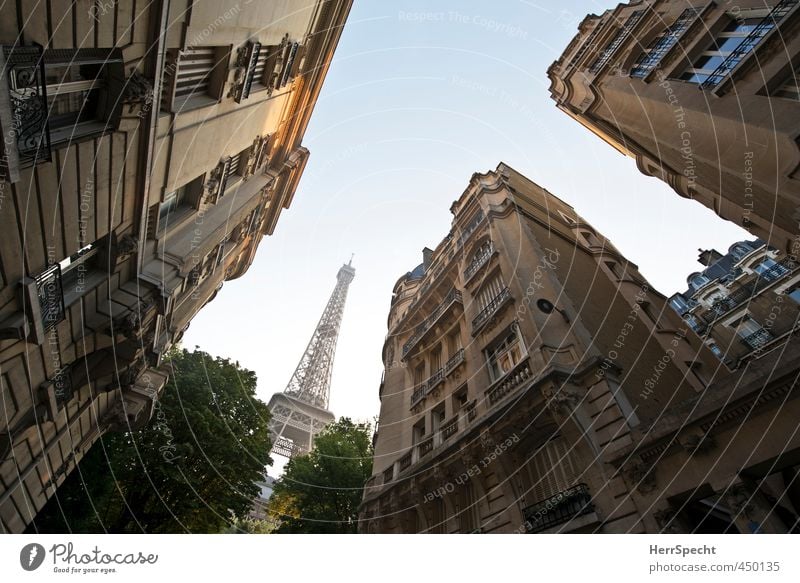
xmin=487 ymin=360 xmax=532 ymax=405
xmin=589 ymin=10 xmax=645 ymax=73
xmin=410 ymin=385 xmax=426 ymax=408
xmin=464 ymin=241 xmax=494 ymax=281
xmin=472 ymin=287 xmax=511 ymax=332
xmin=522 ymin=483 xmax=594 ymax=533
xmin=631 ymin=7 xmax=700 ymax=78
xmin=426 ymin=368 xmax=445 ymax=393
xmin=1 ymin=45 xmax=52 ymax=175
xmin=459 ymin=210 xmax=485 ymax=246
xmin=698 ymin=258 xmax=794 ymax=326
xmin=741 ymin=329 xmax=772 ymax=350
xmin=445 ymin=348 xmax=465 ymax=375
xmin=701 ymin=0 xmax=799 ymax=89
xmin=402 ymin=289 xmax=462 ymax=357
xmin=35 ymin=263 xmax=65 ymax=332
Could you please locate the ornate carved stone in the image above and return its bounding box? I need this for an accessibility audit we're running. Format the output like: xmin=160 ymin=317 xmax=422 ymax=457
xmin=542 ymin=384 xmax=582 ymax=416
xmin=724 ymin=483 xmax=755 ymax=519
xmin=623 ymin=458 xmax=657 ymax=494
xmin=122 ymin=69 xmax=154 ymax=112
xmin=654 ymin=507 xmax=682 ymax=534
xmin=115 ymin=234 xmax=139 ymax=260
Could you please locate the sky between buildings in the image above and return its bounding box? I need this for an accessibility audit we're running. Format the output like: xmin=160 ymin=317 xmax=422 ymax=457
xmin=183 ymin=0 xmax=748 ymax=431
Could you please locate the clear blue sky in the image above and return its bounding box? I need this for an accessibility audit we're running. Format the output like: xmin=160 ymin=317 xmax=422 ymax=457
xmin=184 ymin=0 xmax=748 ymax=427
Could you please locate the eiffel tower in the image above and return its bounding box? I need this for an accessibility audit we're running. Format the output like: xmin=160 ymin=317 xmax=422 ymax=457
xmin=267 ymin=259 xmax=355 ymax=457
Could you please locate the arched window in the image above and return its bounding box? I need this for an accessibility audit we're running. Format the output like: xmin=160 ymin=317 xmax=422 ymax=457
xmin=730 ymin=243 xmax=750 ymax=261
xmin=688 ymin=273 xmax=710 ymax=290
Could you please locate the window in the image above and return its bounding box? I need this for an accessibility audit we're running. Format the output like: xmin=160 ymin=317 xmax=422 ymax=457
xmin=485 ymin=327 xmax=524 ymax=382
xmin=161 ymin=46 xmax=227 ymax=112
xmin=447 ymin=328 xmax=461 ymax=354
xmin=669 ymin=294 xmax=691 ymax=315
xmin=730 ymin=243 xmax=752 ymax=261
xmin=689 ymin=273 xmax=710 ymax=290
xmin=707 ymin=341 xmax=723 ymax=358
xmin=588 ymin=10 xmax=644 ymax=74
xmin=677 ymin=5 xmax=793 ymax=88
xmin=431 ymin=403 xmax=445 ymax=434
xmin=754 ymin=258 xmax=789 ymax=281
xmin=43 ymin=50 xmax=123 ymax=146
xmin=476 ymin=274 xmax=504 ymax=312
xmin=412 ymin=419 xmax=425 ymax=445
xmin=430 ymin=345 xmax=442 ymax=373
xmin=159 ymin=185 xmax=187 ymax=226
xmin=788 ymin=287 xmax=800 ymax=304
xmin=730 ymin=314 xmax=771 ymax=348
xmin=630 ymin=7 xmax=700 ymax=78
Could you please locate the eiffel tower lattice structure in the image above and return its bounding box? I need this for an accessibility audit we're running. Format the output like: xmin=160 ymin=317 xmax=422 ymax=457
xmin=267 ymin=259 xmax=355 ymax=457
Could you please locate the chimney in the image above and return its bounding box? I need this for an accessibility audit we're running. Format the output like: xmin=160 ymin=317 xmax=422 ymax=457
xmin=422 ymin=247 xmax=434 ymax=269
xmin=697 ymin=249 xmax=723 ymax=267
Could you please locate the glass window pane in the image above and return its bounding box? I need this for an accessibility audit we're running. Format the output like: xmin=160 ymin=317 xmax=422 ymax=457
xmin=712 ymin=36 xmax=748 ymax=53
xmin=694 ymin=55 xmax=726 ymax=71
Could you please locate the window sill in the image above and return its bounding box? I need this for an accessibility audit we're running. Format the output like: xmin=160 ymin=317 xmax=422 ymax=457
xmin=63 ymin=270 xmax=107 ymax=307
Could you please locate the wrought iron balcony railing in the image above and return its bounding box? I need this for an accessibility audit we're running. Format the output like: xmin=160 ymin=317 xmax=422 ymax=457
xmin=426 ymin=368 xmax=445 ymax=393
xmin=741 ymin=329 xmax=772 ymax=351
xmin=464 ymin=242 xmax=494 ymax=281
xmin=487 ymin=359 xmax=532 ymax=406
xmin=700 ymin=0 xmax=799 ymax=89
xmin=458 ymin=210 xmax=485 ymax=247
xmin=522 ymin=483 xmax=594 ymax=533
xmin=445 ymin=348 xmax=465 ymax=375
xmin=630 ymin=7 xmax=700 ymax=78
xmin=472 ymin=286 xmax=512 ymax=332
xmin=402 ymin=289 xmax=462 ymax=358
xmin=35 ymin=263 xmax=66 ymax=332
xmin=1 ymin=45 xmax=52 ymax=179
xmin=410 ymin=385 xmax=426 ymax=408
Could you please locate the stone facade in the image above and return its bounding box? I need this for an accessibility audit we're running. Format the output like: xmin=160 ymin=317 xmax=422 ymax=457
xmin=359 ymin=163 xmax=800 ymax=533
xmin=548 ymin=0 xmax=800 ymax=257
xmin=0 ymin=0 xmax=352 ymax=533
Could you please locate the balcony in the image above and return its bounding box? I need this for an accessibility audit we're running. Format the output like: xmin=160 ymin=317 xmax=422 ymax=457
xmin=472 ymin=287 xmax=512 ymax=333
xmin=382 ymin=466 xmax=394 ymax=485
xmin=1 ymin=46 xmax=52 ymax=181
xmin=486 ymin=359 xmax=533 ymax=406
xmin=522 ymin=483 xmax=594 ymax=533
xmin=741 ymin=329 xmax=772 ymax=351
xmin=410 ymin=385 xmax=426 ymax=408
xmin=418 ymin=436 xmax=434 ymax=458
xmin=458 ymin=210 xmax=485 ymax=247
xmin=696 ymin=258 xmax=794 ymax=328
xmin=398 ymin=451 xmax=412 ymax=472
xmin=426 ymin=368 xmax=444 ymax=393
xmin=441 ymin=417 xmax=459 ymax=441
xmin=464 ymin=242 xmax=494 ymax=282
xmin=445 ymin=348 xmax=465 ymax=375
xmin=402 ymin=289 xmax=462 ymax=358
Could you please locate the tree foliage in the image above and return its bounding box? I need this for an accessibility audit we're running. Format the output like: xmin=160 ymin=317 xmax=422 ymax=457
xmin=267 ymin=418 xmax=373 ymax=533
xmin=29 ymin=348 xmax=272 ymax=533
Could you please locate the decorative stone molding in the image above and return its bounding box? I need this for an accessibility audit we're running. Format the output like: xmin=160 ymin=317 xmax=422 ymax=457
xmin=724 ymin=483 xmax=756 ymax=519
xmin=680 ymin=431 xmax=716 ymax=456
xmin=115 ymin=234 xmax=139 ymax=261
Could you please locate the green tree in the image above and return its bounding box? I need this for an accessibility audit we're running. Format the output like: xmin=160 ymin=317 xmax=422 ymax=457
xmin=267 ymin=418 xmax=373 ymax=533
xmin=29 ymin=348 xmax=272 ymax=533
